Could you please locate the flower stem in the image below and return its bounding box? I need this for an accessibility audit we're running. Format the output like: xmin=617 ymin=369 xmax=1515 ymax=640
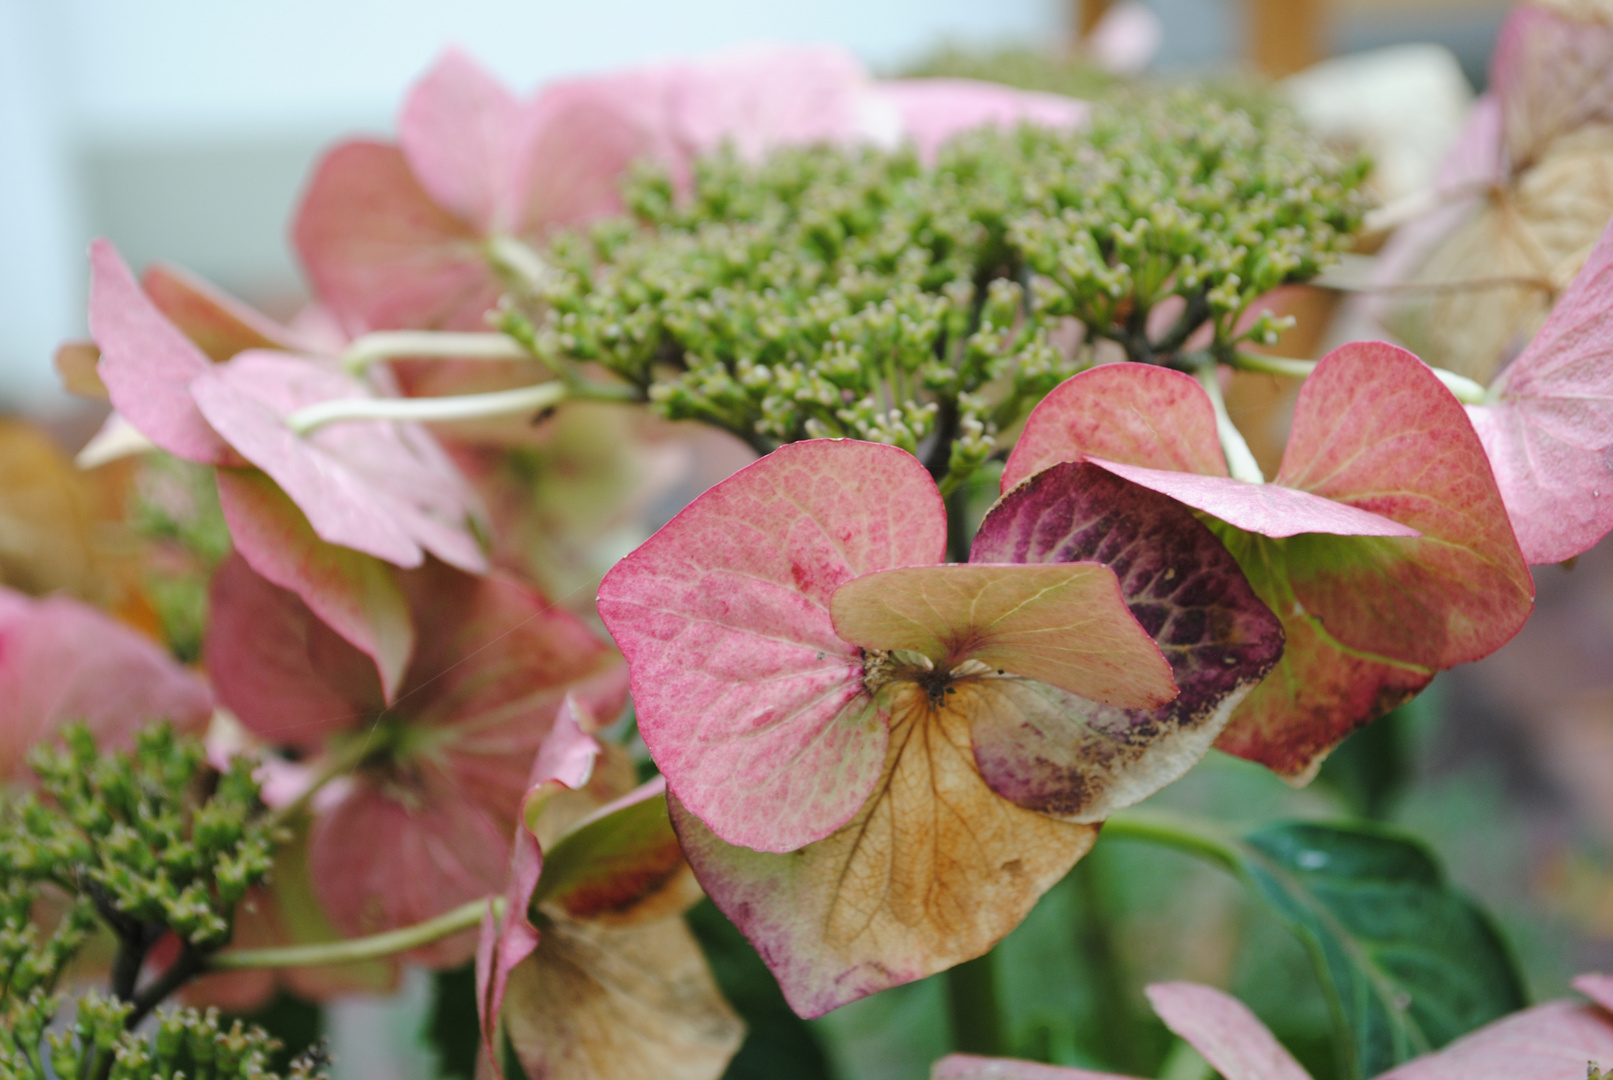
xmin=1229 ymin=350 xmax=1488 ymax=404
xmin=287 ymin=381 xmax=568 ymax=434
xmin=1070 ymin=849 xmax=1147 ymax=1074
xmin=1194 ymin=363 xmax=1265 ymax=484
xmin=209 ymin=897 xmax=498 ymax=970
xmin=945 ymin=950 xmax=1006 ymax=1056
xmin=1097 ymin=810 xmax=1242 ymax=871
xmin=340 ymin=331 xmax=531 ymax=374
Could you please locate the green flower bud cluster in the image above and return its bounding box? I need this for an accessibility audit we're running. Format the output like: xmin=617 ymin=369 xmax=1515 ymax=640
xmin=4 ymin=724 xmax=271 ymax=953
xmin=1011 ymin=92 xmax=1366 ymax=364
xmin=521 ymin=89 xmax=1366 ymax=492
xmin=2 ymin=993 xmax=329 ymax=1080
xmin=1 ymin=723 xmax=285 ymax=1078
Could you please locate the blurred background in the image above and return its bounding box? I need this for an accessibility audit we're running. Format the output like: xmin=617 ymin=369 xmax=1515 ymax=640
xmin=1 ymin=0 xmax=1512 ymax=414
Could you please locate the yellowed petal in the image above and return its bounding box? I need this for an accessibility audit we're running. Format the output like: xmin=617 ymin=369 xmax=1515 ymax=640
xmin=502 ymin=915 xmax=743 ymax=1080
xmin=674 ymin=682 xmax=1098 ymax=1017
xmin=831 ymin=562 xmax=1176 ymax=711
xmin=1387 ymin=127 xmax=1613 ymax=383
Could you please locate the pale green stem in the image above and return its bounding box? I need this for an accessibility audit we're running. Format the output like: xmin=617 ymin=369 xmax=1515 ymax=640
xmin=210 ymin=896 xmax=500 ymax=970
xmin=1195 ymin=363 xmax=1265 ymax=484
xmin=1230 ymin=351 xmax=1488 ymax=405
xmin=287 ymin=381 xmax=570 ymax=435
xmin=486 ymin=234 xmax=552 ymax=294
xmin=1098 ymin=810 xmax=1242 ymax=871
xmin=340 ymin=331 xmax=530 ymax=374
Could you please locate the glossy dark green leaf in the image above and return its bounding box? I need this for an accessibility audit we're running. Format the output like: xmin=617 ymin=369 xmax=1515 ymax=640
xmin=1237 ymin=821 xmax=1526 ymax=1080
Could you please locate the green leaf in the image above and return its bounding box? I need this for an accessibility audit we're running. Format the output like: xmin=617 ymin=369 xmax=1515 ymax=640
xmin=1105 ymin=814 xmax=1526 ymax=1080
xmin=1238 ymin=822 xmax=1525 ymax=1080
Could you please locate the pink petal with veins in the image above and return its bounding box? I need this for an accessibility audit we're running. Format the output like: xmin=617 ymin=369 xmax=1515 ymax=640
xmin=1470 ymin=218 xmax=1613 ymax=563
xmin=213 ymin=471 xmax=415 ymax=702
xmin=1145 ymin=983 xmax=1311 ymax=1080
xmin=400 ymin=48 xmax=524 ymax=233
xmin=1002 ymin=363 xmax=1228 ymax=492
xmin=192 ymin=351 xmax=487 ymax=572
xmin=596 ymin=439 xmax=946 ymax=853
xmin=292 ymin=141 xmax=497 ymax=334
xmin=87 ymin=240 xmax=230 ymax=464
xmin=1086 ymin=459 xmax=1419 ymax=539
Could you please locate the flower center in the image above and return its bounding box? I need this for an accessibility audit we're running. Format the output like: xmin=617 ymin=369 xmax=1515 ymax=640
xmin=862 ymin=649 xmax=998 ymax=707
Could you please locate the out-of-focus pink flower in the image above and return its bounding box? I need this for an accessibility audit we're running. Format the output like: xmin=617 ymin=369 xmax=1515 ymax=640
xmin=204 ymin=553 xmax=626 ymax=966
xmin=871 ymin=79 xmax=1089 ymax=162
xmin=0 ymin=586 xmax=212 ymax=783
xmin=935 ymin=975 xmax=1613 ymax=1080
xmin=294 ymin=47 xmax=680 ymax=335
xmin=1084 ymin=0 xmax=1164 ymax=75
xmin=293 ymin=45 xmax=1091 ymax=334
xmin=85 ymin=240 xmax=489 ymax=697
xmin=88 ymin=241 xmax=486 ymax=575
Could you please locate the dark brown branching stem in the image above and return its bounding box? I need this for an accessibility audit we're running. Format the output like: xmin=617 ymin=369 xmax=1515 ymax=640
xmin=925 ymin=396 xmax=961 ymax=480
xmin=127 ymin=943 xmax=208 ymax=1029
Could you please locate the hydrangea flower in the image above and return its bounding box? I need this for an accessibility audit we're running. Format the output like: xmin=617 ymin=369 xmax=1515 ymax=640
xmin=0 ymin=586 xmax=212 ymax=782
xmin=1467 ymin=217 xmax=1613 ymax=564
xmin=597 ymin=439 xmax=1284 ymax=1014
xmin=87 ymin=240 xmax=488 ymax=696
xmin=294 ymin=45 xmax=1090 ymax=335
xmin=1373 ymin=0 xmax=1613 ymax=382
xmin=204 ymin=554 xmax=625 ymax=963
xmin=1006 ymin=343 xmax=1533 ymax=778
xmin=475 ymin=698 xmax=741 ymax=1080
xmin=936 ymin=974 xmax=1613 ymax=1080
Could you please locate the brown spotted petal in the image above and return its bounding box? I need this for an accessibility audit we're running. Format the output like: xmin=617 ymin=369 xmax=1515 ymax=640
xmin=966 ymin=462 xmax=1284 ymax=822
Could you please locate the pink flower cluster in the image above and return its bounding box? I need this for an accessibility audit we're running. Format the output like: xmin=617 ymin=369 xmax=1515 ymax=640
xmin=31 ymin=43 xmax=1093 ymax=1018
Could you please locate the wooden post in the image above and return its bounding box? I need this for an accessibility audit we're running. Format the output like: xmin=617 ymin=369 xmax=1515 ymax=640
xmin=1077 ymin=0 xmax=1113 ymax=38
xmin=1247 ymin=0 xmax=1326 ymax=77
